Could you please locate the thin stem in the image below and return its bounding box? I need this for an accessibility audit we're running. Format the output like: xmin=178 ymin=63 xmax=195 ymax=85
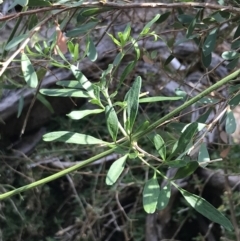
xmin=0 ymin=146 xmax=117 ymax=200
xmin=134 ymin=69 xmax=240 ymax=140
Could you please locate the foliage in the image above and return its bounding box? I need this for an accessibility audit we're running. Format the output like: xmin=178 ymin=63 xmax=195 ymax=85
xmin=1 ymin=0 xmax=240 ymax=240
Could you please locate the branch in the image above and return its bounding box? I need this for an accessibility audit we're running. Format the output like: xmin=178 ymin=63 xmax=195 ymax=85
xmin=0 ymin=2 xmax=239 ymax=22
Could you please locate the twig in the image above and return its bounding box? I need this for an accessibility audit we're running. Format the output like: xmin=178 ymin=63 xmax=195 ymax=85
xmin=1 ymin=2 xmax=240 ymax=23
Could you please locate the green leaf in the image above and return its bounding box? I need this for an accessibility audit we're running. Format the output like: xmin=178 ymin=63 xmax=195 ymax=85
xmin=87 ymin=36 xmax=97 ymax=62
xmin=179 ymin=188 xmax=233 ymax=231
xmin=234 ymin=23 xmax=240 ymax=39
xmin=66 ymin=21 xmax=98 ymax=37
xmin=143 ymin=176 xmax=160 ymax=213
xmin=164 ymin=54 xmax=174 ymax=66
xmin=156 ymin=12 xmax=171 ymax=24
xmin=7 ymin=0 xmax=26 ymax=10
xmin=5 ymin=34 xmax=28 ymax=51
xmin=28 ymin=0 xmax=51 ymax=6
xmin=154 ymin=134 xmax=166 ymax=161
xmin=157 ymin=182 xmax=171 ymax=210
xmin=167 ymin=159 xmax=188 ymax=168
xmin=122 ymin=23 xmax=131 ymax=43
xmin=37 ymin=94 xmax=54 ymax=114
xmin=226 ymin=110 xmax=236 ymax=134
xmin=186 ymin=16 xmax=197 ymax=39
xmin=177 ymin=14 xmax=194 ymax=24
xmin=197 ymin=108 xmax=213 ymax=123
xmin=17 ymin=95 xmax=24 ymax=118
xmin=125 ymin=76 xmax=142 ymax=132
xmin=107 ymin=33 xmax=121 ymax=47
xmin=100 ymin=64 xmax=114 ymax=88
xmin=226 ymin=58 xmax=239 ymax=70
xmin=172 ymin=161 xmax=199 ymax=180
xmin=113 ymin=52 xmax=124 ymax=66
xmin=201 ymin=52 xmax=212 ymax=68
xmin=202 ymin=28 xmax=218 ymax=57
xmin=67 ymin=109 xmax=104 ymax=120
xmin=229 ymin=94 xmax=240 ymax=107
xmin=105 ymin=105 xmax=119 ymax=142
xmin=171 ymin=122 xmax=198 ymax=157
xmin=73 ymin=43 xmax=79 ymax=61
xmin=56 ymin=80 xmax=84 ymax=89
xmin=43 ymin=131 xmax=106 ymax=145
xmin=118 ymin=61 xmax=136 ymax=89
xmin=175 ymin=88 xmax=187 ymax=101
xmin=231 ymin=40 xmax=240 ymax=50
xmin=40 ymin=88 xmax=89 ymax=98
xmin=131 ymin=38 xmax=140 ymax=60
xmin=81 ymin=7 xmax=112 ymax=16
xmin=198 ymin=143 xmax=210 ymax=167
xmin=71 ymin=65 xmax=95 ymax=99
xmin=106 ymin=155 xmax=127 ymax=185
xmin=21 ymin=52 xmax=38 ymax=88
xmin=135 ymin=121 xmax=150 ymax=134
xmin=229 ymin=84 xmax=240 ymax=94
xmin=181 ymin=122 xmax=206 ymax=132
xmin=140 ymin=14 xmax=160 ymax=36
xmin=28 ymin=14 xmax=38 ymax=30
xmin=222 ymin=51 xmax=240 ymax=60
xmin=139 ymin=96 xmax=182 ymax=103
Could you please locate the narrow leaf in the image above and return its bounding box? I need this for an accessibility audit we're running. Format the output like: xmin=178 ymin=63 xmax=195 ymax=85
xmin=226 ymin=58 xmax=239 ymax=70
xmin=40 ymin=89 xmax=89 ymax=98
xmin=172 ymin=161 xmax=199 ymax=180
xmin=156 ymin=12 xmax=171 ymax=24
xmin=164 ymin=54 xmax=174 ymax=66
xmin=198 ymin=143 xmax=210 ymax=167
xmin=67 ymin=109 xmax=104 ymax=120
xmin=226 ymin=110 xmax=236 ymax=134
xmin=5 ymin=34 xmax=28 ymax=51
xmin=56 ymin=80 xmax=84 ymax=89
xmin=37 ymin=94 xmax=54 ymax=114
xmin=105 ymin=105 xmax=119 ymax=142
xmin=229 ymin=94 xmax=240 ymax=107
xmin=157 ymin=182 xmax=171 ymax=210
xmin=154 ymin=134 xmax=166 ymax=161
xmin=81 ymin=7 xmax=111 ymax=16
xmin=125 ymin=76 xmax=142 ymax=132
xmin=28 ymin=0 xmax=51 ymax=6
xmin=135 ymin=121 xmax=150 ymax=134
xmin=43 ymin=131 xmax=106 ymax=145
xmin=202 ymin=28 xmax=218 ymax=56
xmin=139 ymin=96 xmax=182 ymax=103
xmin=113 ymin=52 xmax=124 ymax=66
xmin=201 ymin=52 xmax=212 ymax=68
xmin=17 ymin=95 xmax=24 ymax=118
xmin=118 ymin=61 xmax=136 ymax=89
xmin=186 ymin=16 xmax=197 ymax=39
xmin=171 ymin=122 xmax=198 ymax=157
xmin=143 ymin=176 xmax=160 ymax=213
xmin=87 ymin=37 xmax=97 ymax=62
xmin=21 ymin=52 xmax=38 ymax=88
xmin=140 ymin=14 xmax=160 ymax=36
xmin=122 ymin=23 xmax=131 ymax=43
xmin=66 ymin=22 xmax=98 ymax=37
xmin=106 ymin=155 xmax=127 ymax=185
xmin=71 ymin=65 xmax=95 ymax=99
xmin=167 ymin=159 xmax=188 ymax=168
xmin=179 ymin=188 xmax=233 ymax=231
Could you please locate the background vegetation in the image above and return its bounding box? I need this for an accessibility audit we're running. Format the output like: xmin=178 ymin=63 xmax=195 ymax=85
xmin=1 ymin=0 xmax=240 ymax=240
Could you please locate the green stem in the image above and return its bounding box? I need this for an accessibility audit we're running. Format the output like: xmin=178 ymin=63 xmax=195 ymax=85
xmin=0 ymin=147 xmax=117 ymax=200
xmin=134 ymin=69 xmax=240 ymax=140
xmin=1 ymin=69 xmax=239 ymax=200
